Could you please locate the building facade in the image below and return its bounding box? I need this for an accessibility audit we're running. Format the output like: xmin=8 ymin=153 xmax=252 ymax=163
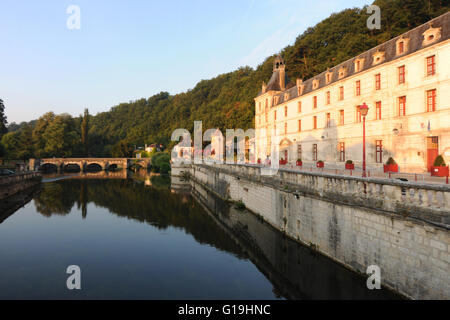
xmin=254 ymin=12 xmax=450 ymax=173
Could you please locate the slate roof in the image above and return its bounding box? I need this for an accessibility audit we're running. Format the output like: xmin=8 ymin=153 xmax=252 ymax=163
xmin=257 ymin=11 xmax=450 ymax=104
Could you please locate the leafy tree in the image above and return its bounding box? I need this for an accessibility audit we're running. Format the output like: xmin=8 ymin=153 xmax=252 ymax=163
xmin=42 ymin=114 xmax=79 ymax=157
xmin=111 ymin=140 xmax=133 ymax=158
xmin=0 ymin=99 xmax=8 ymax=139
xmin=1 ymin=132 xmax=20 ymax=159
xmin=81 ymin=108 xmax=89 ymax=156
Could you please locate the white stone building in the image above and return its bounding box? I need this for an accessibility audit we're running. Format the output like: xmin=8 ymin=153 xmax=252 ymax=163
xmin=254 ymin=12 xmax=450 ymax=173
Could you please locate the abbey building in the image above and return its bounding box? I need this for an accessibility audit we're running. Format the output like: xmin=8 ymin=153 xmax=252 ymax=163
xmin=254 ymin=12 xmax=450 ymax=173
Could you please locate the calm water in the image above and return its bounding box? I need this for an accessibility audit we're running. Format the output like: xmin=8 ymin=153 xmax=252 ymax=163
xmin=0 ymin=170 xmax=400 ymax=299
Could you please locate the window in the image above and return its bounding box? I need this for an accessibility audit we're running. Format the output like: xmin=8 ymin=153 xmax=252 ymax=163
xmin=398 ymin=96 xmax=406 ymax=116
xmin=274 ymin=110 xmax=277 ymax=121
xmin=339 ymin=142 xmax=345 ymax=162
xmin=284 ymin=122 xmax=287 ymax=135
xmin=326 ymin=73 xmax=331 ymax=83
xmin=313 ymin=116 xmax=317 ymax=129
xmin=398 ymin=66 xmax=405 ymax=84
xmin=326 ymin=113 xmax=331 ymax=128
xmin=375 ymin=74 xmax=381 ymax=90
xmin=265 ymin=99 xmax=268 ymax=109
xmin=258 ymin=102 xmax=261 ymax=112
xmin=313 ymin=96 xmax=317 ymax=109
xmin=298 ymin=119 xmax=301 ymax=132
xmin=376 ymin=101 xmax=382 ymax=120
xmin=298 ymin=101 xmax=302 ymax=113
xmin=427 ymin=89 xmax=436 ymax=112
xmin=356 ymin=80 xmax=361 ymax=96
xmin=284 ymin=106 xmax=288 ymax=117
xmin=326 ymin=91 xmax=330 ymax=105
xmin=265 ymin=113 xmax=268 ymax=123
xmin=356 ymin=107 xmax=362 ymax=123
xmin=356 ymin=60 xmax=360 ymax=71
xmin=398 ymin=41 xmax=404 ymax=54
xmin=258 ymin=116 xmax=261 ymax=125
xmin=375 ymin=140 xmax=383 ymax=163
xmin=312 ymin=144 xmax=318 ymax=161
xmin=297 ymin=144 xmax=302 ymax=160
xmin=427 ymin=56 xmax=436 ymax=76
xmin=339 ymin=110 xmax=344 ymax=125
xmin=339 ymin=87 xmax=344 ymax=100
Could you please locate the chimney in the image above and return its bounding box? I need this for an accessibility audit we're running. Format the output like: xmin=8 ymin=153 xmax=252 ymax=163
xmin=262 ymin=81 xmax=267 ymax=93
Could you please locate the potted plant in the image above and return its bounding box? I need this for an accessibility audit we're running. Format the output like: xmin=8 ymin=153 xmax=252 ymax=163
xmin=383 ymin=157 xmax=398 ymax=173
xmin=257 ymin=158 xmax=261 ymax=164
xmin=316 ymin=160 xmax=324 ymax=168
xmin=279 ymin=159 xmax=287 ymax=165
xmin=345 ymin=160 xmax=354 ymax=170
xmin=431 ymin=155 xmax=449 ymax=177
xmin=296 ymin=158 xmax=302 ymax=166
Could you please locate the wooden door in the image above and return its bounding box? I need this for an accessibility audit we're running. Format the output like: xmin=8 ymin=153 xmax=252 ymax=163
xmin=427 ymin=137 xmax=439 ymax=172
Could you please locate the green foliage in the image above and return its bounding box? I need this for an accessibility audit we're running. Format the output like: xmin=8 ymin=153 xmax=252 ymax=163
xmin=111 ymin=140 xmax=133 ymax=158
xmin=235 ymin=201 xmax=246 ymax=211
xmin=346 ymin=160 xmax=353 ymax=164
xmin=160 ymin=163 xmax=171 ymax=174
xmin=1 ymin=132 xmax=20 ymax=159
xmin=0 ymin=99 xmax=7 ymax=139
xmin=433 ymin=155 xmax=446 ymax=167
xmin=81 ymin=108 xmax=89 ymax=156
xmin=151 ymin=152 xmax=171 ymax=173
xmin=386 ymin=157 xmax=397 ymax=165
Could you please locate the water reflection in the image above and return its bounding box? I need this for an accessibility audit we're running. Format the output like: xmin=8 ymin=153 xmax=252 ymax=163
xmin=0 ymin=170 xmax=401 ymax=299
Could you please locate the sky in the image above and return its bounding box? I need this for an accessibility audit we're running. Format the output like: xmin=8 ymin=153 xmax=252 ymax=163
xmin=0 ymin=0 xmax=371 ymax=124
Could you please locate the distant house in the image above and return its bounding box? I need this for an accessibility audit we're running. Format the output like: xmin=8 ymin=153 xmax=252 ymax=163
xmin=145 ymin=144 xmax=164 ymax=153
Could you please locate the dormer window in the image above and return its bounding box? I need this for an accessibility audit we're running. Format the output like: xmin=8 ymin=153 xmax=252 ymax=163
xmin=296 ymin=79 xmax=304 ymax=96
xmin=422 ymin=25 xmax=441 ymax=46
xmin=325 ymin=71 xmax=333 ymax=84
xmin=372 ymin=50 xmax=385 ymax=65
xmin=273 ymin=96 xmax=279 ymax=105
xmin=313 ymin=79 xmax=320 ymax=90
xmin=396 ymin=36 xmax=410 ymax=56
xmin=354 ymin=58 xmax=364 ymax=73
xmin=338 ymin=66 xmax=347 ymax=79
xmin=284 ymin=92 xmax=290 ymax=101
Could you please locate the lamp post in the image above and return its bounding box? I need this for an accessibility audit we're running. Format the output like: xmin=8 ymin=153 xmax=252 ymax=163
xmin=359 ymin=103 xmax=369 ymax=178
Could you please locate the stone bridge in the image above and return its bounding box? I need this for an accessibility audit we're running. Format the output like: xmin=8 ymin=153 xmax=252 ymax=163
xmin=29 ymin=158 xmax=151 ymax=172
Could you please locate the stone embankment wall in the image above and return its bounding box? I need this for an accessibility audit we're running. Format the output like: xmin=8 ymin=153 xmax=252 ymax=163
xmin=0 ymin=172 xmax=42 ymax=201
xmin=177 ymin=163 xmax=450 ymax=299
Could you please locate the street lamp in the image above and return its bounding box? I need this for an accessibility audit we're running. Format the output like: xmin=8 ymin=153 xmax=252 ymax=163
xmin=359 ymin=103 xmax=369 ymax=178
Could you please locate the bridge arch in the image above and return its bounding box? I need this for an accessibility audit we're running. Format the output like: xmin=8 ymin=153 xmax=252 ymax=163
xmin=40 ymin=163 xmax=59 ymax=172
xmin=63 ymin=163 xmax=82 ymax=172
xmin=85 ymin=163 xmax=103 ymax=172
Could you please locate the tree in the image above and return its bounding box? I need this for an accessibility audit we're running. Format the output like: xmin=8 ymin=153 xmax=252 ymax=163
xmin=0 ymin=99 xmax=8 ymax=139
xmin=81 ymin=108 xmax=89 ymax=157
xmin=1 ymin=132 xmax=20 ymax=159
xmin=42 ymin=114 xmax=80 ymax=157
xmin=33 ymin=112 xmax=55 ymax=158
xmin=111 ymin=140 xmax=133 ymax=158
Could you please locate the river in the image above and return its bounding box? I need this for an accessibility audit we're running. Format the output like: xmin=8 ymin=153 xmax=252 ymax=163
xmin=0 ymin=170 xmax=400 ymax=299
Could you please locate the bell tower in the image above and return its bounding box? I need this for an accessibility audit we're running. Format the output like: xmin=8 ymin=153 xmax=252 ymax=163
xmin=273 ymin=54 xmax=286 ymax=91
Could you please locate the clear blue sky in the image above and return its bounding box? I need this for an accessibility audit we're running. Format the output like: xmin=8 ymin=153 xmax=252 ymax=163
xmin=0 ymin=0 xmax=371 ymax=124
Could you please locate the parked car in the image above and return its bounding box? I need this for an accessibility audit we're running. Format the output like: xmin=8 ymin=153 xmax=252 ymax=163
xmin=0 ymin=169 xmax=15 ymax=176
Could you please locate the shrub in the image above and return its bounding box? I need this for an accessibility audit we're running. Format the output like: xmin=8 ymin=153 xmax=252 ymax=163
xmin=297 ymin=158 xmax=302 ymax=162
xmin=386 ymin=157 xmax=397 ymax=165
xmin=235 ymin=201 xmax=245 ymax=211
xmin=346 ymin=160 xmax=353 ymax=164
xmin=433 ymin=155 xmax=446 ymax=167
xmin=160 ymin=163 xmax=171 ymax=174
xmin=317 ymin=160 xmax=324 ymax=164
